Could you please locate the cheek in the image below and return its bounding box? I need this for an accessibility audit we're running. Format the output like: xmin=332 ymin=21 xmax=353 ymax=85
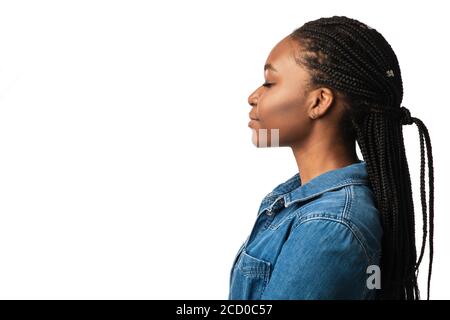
xmin=257 ymin=95 xmax=310 ymax=145
xmin=259 ymin=90 xmax=303 ymax=123
xmin=259 ymin=94 xmax=306 ymax=125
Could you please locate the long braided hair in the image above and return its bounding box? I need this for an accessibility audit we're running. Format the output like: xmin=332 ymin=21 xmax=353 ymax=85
xmin=289 ymin=16 xmax=434 ymax=300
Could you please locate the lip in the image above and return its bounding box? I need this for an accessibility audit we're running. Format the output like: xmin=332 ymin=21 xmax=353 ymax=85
xmin=248 ymin=111 xmax=259 ymax=121
xmin=248 ymin=119 xmax=259 ymax=128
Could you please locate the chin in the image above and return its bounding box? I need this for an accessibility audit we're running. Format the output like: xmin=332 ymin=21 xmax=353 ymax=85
xmin=251 ymin=128 xmax=281 ymax=148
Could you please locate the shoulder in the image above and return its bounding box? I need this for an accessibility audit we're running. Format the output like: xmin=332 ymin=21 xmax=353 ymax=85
xmin=292 ymin=183 xmax=382 ymax=263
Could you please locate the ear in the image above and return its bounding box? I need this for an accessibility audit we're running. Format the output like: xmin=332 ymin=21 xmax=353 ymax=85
xmin=308 ymin=87 xmax=334 ymax=120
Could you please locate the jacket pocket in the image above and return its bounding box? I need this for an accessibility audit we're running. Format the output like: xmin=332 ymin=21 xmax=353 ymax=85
xmin=229 ymin=249 xmax=271 ymax=300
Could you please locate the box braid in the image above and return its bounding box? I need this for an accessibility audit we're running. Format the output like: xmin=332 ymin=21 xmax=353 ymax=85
xmin=289 ymin=16 xmax=434 ymax=300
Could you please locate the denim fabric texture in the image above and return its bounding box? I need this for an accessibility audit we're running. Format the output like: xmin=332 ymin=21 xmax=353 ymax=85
xmin=228 ymin=160 xmax=383 ymax=300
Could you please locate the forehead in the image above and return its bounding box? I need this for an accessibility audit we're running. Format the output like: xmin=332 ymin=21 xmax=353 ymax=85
xmin=264 ymin=37 xmax=299 ymax=74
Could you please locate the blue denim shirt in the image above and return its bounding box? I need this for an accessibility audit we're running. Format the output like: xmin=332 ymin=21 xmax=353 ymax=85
xmin=228 ymin=160 xmax=383 ymax=300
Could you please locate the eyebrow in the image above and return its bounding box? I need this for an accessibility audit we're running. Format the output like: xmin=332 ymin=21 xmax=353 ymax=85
xmin=264 ymin=63 xmax=278 ymax=72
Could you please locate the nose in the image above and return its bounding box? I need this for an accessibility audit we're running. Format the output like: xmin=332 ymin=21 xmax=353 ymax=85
xmin=248 ymin=93 xmax=257 ymax=107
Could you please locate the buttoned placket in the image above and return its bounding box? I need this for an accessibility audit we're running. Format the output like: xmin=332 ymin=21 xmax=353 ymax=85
xmin=230 ymin=195 xmax=286 ymax=274
xmin=266 ymin=196 xmax=285 ymax=216
xmin=229 ymin=208 xmax=268 ymax=288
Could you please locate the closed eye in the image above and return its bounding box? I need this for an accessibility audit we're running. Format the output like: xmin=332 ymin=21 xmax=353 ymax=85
xmin=262 ymin=82 xmax=273 ymax=88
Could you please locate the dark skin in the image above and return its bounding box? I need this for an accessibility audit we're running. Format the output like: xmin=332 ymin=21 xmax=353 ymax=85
xmin=247 ymin=35 xmax=359 ymax=185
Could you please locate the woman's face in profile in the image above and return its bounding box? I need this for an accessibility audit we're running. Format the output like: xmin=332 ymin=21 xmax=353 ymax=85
xmin=247 ymin=35 xmax=318 ymax=148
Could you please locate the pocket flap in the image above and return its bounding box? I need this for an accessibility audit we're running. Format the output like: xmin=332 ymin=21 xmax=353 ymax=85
xmin=238 ymin=250 xmax=271 ymax=278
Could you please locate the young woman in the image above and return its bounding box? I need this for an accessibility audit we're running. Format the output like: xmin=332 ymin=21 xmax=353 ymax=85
xmin=228 ymin=16 xmax=434 ymax=300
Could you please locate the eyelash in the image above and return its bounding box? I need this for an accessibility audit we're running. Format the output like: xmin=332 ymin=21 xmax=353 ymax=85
xmin=262 ymin=82 xmax=273 ymax=88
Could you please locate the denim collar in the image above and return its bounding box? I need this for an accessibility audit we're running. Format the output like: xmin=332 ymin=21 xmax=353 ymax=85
xmin=257 ymin=159 xmax=369 ymax=215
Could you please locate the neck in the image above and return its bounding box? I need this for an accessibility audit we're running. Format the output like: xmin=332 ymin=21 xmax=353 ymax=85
xmin=291 ymin=137 xmax=359 ymax=185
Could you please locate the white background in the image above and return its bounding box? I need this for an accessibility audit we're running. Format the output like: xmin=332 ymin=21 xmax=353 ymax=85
xmin=0 ymin=0 xmax=448 ymax=299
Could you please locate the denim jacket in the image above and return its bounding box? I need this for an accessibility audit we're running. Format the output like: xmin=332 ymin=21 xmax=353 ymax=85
xmin=228 ymin=160 xmax=383 ymax=300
